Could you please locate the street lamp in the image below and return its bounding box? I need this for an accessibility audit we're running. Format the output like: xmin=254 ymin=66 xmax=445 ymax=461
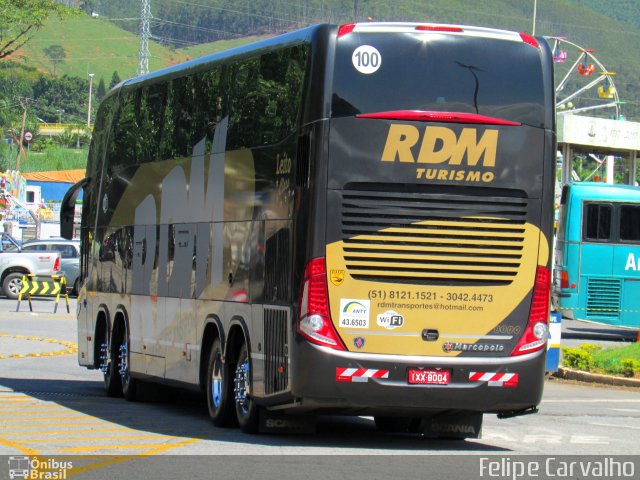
xmin=87 ymin=73 xmax=95 ymax=129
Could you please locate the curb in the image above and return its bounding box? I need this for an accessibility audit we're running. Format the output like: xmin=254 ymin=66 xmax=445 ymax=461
xmin=553 ymin=366 xmax=640 ymax=388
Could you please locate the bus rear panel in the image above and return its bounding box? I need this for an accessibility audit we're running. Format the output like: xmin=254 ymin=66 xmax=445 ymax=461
xmin=293 ymin=23 xmax=555 ymax=417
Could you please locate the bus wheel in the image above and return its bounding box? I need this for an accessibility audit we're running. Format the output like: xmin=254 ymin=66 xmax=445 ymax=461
xmin=117 ymin=324 xmax=137 ymax=401
xmin=233 ymin=343 xmax=259 ymax=433
xmin=100 ymin=324 xmax=122 ymax=397
xmin=206 ymin=338 xmax=235 ymax=427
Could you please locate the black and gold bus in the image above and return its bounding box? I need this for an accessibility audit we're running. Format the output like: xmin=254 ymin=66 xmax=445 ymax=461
xmin=62 ymin=22 xmax=556 ymax=437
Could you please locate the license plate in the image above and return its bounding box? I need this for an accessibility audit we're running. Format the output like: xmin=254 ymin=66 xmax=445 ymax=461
xmin=408 ymin=368 xmax=451 ymax=385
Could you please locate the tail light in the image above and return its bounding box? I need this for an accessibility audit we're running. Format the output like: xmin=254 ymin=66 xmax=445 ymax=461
xmin=297 ymin=258 xmax=345 ymax=350
xmin=519 ymin=32 xmax=540 ymax=49
xmin=560 ymin=270 xmax=569 ymax=289
xmin=511 ymin=266 xmax=550 ymax=356
xmin=53 ymin=257 xmax=60 ymax=272
xmin=337 ymin=23 xmax=356 ymax=38
xmin=415 ymin=25 xmax=463 ymax=33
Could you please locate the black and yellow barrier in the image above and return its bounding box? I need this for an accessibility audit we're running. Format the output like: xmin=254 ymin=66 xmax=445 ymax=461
xmin=16 ymin=274 xmax=70 ymax=313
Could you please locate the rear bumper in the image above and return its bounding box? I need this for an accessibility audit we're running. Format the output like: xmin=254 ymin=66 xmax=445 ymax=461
xmin=288 ymin=337 xmax=546 ymax=416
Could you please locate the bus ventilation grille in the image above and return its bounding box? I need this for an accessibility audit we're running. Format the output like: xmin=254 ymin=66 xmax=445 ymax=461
xmin=340 ymin=189 xmax=528 ymax=286
xmin=586 ymin=278 xmax=621 ymax=320
xmin=264 ymin=307 xmax=289 ymax=395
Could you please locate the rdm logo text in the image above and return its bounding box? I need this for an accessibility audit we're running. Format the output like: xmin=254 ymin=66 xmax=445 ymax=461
xmin=381 ymin=125 xmax=498 ymax=183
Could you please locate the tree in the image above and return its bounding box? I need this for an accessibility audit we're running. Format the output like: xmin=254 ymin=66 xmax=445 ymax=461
xmin=96 ymin=76 xmax=106 ymax=101
xmin=42 ymin=44 xmax=66 ymax=76
xmin=109 ymin=71 xmax=121 ymax=89
xmin=0 ymin=0 xmax=78 ymax=59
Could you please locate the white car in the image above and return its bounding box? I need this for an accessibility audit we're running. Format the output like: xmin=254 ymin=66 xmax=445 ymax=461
xmin=19 ymin=239 xmax=81 ymax=295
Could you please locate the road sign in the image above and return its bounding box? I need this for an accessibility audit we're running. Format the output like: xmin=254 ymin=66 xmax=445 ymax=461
xmin=23 ymin=131 xmax=33 ymax=143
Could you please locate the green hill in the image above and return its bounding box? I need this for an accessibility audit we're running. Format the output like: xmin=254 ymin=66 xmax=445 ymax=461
xmin=180 ymin=35 xmax=271 ymax=60
xmin=15 ymin=14 xmax=188 ymax=82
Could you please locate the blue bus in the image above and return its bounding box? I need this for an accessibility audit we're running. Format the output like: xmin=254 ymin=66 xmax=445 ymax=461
xmin=553 ymin=182 xmax=640 ymax=328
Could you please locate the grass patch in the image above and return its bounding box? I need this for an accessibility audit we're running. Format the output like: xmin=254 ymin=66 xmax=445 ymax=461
xmin=562 ymin=343 xmax=640 ymax=378
xmin=0 ymin=142 xmax=88 ymax=172
xmin=591 ymin=343 xmax=640 ymax=377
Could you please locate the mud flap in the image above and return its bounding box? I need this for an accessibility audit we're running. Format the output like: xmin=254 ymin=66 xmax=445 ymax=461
xmin=419 ymin=412 xmax=483 ymax=439
xmin=258 ymin=409 xmax=317 ymax=434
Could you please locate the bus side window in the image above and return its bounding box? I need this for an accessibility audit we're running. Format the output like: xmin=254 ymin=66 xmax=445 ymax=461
xmin=620 ymin=205 xmax=640 ymax=243
xmin=583 ymin=203 xmax=612 ymax=242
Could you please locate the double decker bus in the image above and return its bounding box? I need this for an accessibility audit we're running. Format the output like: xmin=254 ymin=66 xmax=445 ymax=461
xmin=62 ymin=22 xmax=556 ymax=437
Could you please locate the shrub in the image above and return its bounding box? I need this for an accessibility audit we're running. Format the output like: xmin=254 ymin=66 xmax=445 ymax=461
xmin=579 ymin=344 xmax=603 ymax=355
xmin=562 ymin=347 xmax=594 ymax=371
xmin=619 ymin=359 xmax=639 ymax=378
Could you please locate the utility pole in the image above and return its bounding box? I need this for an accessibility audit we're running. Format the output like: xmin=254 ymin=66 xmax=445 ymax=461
xmin=87 ymin=73 xmax=95 ymax=129
xmin=138 ymin=0 xmax=151 ymax=76
xmin=15 ymin=98 xmax=28 ymax=172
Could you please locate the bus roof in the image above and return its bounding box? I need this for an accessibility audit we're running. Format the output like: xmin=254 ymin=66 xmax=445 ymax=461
xmin=568 ymin=182 xmax=640 ymax=202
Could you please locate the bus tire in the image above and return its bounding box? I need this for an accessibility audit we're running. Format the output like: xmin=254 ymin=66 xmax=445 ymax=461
xmin=234 ymin=342 xmax=259 ymax=434
xmin=102 ymin=327 xmax=122 ymax=397
xmin=206 ymin=338 xmax=236 ymax=427
xmin=117 ymin=322 xmax=138 ymax=401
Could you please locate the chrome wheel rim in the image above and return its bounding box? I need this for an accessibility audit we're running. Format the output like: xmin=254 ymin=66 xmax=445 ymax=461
xmin=211 ymin=353 xmax=223 ymax=408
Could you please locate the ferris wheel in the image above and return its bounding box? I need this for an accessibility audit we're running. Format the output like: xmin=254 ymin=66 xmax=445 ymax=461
xmin=545 ymin=36 xmax=623 ymax=119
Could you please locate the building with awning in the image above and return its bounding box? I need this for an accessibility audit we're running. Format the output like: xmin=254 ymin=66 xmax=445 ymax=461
xmin=22 ymin=169 xmax=85 ymax=202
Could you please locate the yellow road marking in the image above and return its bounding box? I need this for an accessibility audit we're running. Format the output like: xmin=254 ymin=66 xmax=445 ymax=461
xmin=59 ymin=443 xmax=193 ymax=452
xmin=3 ymin=428 xmax=215 ymax=437
xmin=0 ymin=436 xmax=40 ymax=456
xmin=0 ymin=333 xmax=77 ymax=359
xmin=0 ymin=405 xmax=66 ymax=410
xmin=27 ymin=434 xmax=180 ymax=443
xmin=2 ymin=420 xmax=100 ymax=428
xmin=138 ymin=437 xmax=200 ymax=455
xmin=64 ymin=438 xmax=202 ymax=477
xmin=66 ymin=457 xmax=135 ymax=478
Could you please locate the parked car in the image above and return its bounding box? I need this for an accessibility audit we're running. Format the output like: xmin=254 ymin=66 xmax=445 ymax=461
xmin=0 ymin=250 xmax=61 ymax=299
xmin=19 ymin=239 xmax=81 ymax=295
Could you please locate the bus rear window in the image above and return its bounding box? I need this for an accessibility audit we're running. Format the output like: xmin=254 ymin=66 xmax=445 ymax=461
xmin=332 ymin=33 xmax=546 ymax=126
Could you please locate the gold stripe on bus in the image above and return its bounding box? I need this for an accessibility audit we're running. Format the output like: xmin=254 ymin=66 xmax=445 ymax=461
xmin=347 ymin=234 xmax=523 ymax=247
xmin=344 ymin=261 xmax=518 ymax=273
xmin=341 ymin=244 xmax=523 ymax=256
xmin=345 ymin=253 xmax=520 ymax=265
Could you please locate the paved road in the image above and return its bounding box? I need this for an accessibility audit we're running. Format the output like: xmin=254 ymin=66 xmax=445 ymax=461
xmin=0 ymin=298 xmax=639 ymax=478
